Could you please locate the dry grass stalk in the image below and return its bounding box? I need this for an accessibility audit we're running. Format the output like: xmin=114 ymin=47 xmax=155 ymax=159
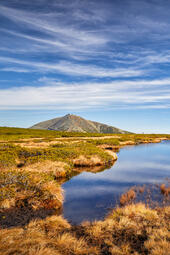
xmin=0 ymin=203 xmax=169 ymax=255
xmin=23 ymin=160 xmax=69 ymax=178
xmin=120 ymin=188 xmax=136 ymax=206
xmin=73 ymin=155 xmax=102 ymax=167
xmin=160 ymin=184 xmax=170 ymax=196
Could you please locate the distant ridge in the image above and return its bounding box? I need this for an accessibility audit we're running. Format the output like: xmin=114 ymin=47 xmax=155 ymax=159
xmin=30 ymin=114 xmax=130 ymax=134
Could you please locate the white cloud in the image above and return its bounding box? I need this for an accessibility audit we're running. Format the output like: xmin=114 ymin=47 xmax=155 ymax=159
xmin=0 ymin=78 xmax=170 ymax=110
xmin=0 ymin=67 xmax=30 ymax=73
xmin=0 ymin=5 xmax=108 ymax=46
xmin=1 ymin=1 xmax=170 ymax=69
xmin=1 ymin=0 xmax=170 ymax=114
xmin=0 ymin=56 xmax=144 ymax=77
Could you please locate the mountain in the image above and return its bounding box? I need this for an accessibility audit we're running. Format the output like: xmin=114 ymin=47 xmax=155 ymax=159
xmin=30 ymin=114 xmax=130 ymax=134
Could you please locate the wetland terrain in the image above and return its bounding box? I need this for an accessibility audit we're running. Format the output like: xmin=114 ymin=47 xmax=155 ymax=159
xmin=0 ymin=127 xmax=169 ymax=255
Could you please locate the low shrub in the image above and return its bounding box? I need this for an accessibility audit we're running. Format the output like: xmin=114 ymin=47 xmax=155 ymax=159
xmin=0 ymin=169 xmax=63 ymax=211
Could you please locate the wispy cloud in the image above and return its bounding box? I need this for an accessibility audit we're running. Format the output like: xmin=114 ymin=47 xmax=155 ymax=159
xmin=0 ymin=67 xmax=30 ymax=73
xmin=0 ymin=78 xmax=170 ymax=110
xmin=1 ymin=0 xmax=170 ymax=115
xmin=1 ymin=0 xmax=170 ymax=62
xmin=0 ymin=5 xmax=109 ymax=51
xmin=0 ymin=56 xmax=144 ymax=77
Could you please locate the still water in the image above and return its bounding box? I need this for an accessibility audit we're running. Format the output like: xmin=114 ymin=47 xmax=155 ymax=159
xmin=62 ymin=141 xmax=170 ymax=224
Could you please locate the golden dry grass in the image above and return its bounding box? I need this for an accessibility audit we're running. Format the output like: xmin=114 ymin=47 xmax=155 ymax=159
xmin=104 ymin=150 xmax=118 ymax=160
xmin=0 ymin=169 xmax=64 ymax=211
xmin=120 ymin=188 xmax=136 ymax=206
xmin=0 ymin=203 xmax=169 ymax=255
xmin=0 ymin=167 xmax=64 ymax=229
xmin=73 ymin=155 xmax=103 ymax=167
xmin=23 ymin=160 xmax=70 ymax=178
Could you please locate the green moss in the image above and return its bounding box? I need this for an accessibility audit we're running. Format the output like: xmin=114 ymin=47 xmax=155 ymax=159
xmin=0 ymin=144 xmax=18 ymax=168
xmin=87 ymin=138 xmax=120 ymax=146
xmin=0 ymin=141 xmax=113 ymax=174
xmin=1 ymin=132 xmax=170 ymax=171
xmin=0 ymin=127 xmax=108 ymax=141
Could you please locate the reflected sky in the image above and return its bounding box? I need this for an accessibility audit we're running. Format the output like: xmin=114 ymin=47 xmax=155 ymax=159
xmin=62 ymin=141 xmax=170 ymax=224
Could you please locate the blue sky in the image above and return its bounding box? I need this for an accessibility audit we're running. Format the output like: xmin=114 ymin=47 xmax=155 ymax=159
xmin=0 ymin=0 xmax=170 ymax=133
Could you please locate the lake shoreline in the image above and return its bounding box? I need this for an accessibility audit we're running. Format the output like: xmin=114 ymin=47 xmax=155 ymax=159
xmin=62 ymin=138 xmax=170 ymax=224
xmin=0 ymin=131 xmax=170 ymax=254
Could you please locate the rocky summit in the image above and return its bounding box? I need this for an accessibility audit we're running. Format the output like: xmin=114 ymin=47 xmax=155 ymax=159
xmin=30 ymin=114 xmax=130 ymax=134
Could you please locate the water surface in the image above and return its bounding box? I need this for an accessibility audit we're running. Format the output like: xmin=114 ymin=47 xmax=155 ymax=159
xmin=62 ymin=141 xmax=170 ymax=224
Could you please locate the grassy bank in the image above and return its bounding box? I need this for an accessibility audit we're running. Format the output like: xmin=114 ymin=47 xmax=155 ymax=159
xmin=1 ymin=126 xmax=170 ymax=141
xmin=0 ymin=142 xmax=113 ymax=172
xmin=0 ymin=203 xmax=169 ymax=255
xmin=0 ymin=127 xmax=109 ymax=141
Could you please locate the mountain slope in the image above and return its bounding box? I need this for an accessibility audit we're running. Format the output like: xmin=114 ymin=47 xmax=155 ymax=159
xmin=30 ymin=114 xmax=130 ymax=134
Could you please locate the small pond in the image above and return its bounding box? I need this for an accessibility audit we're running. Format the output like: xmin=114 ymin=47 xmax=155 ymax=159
xmin=62 ymin=140 xmax=170 ymax=224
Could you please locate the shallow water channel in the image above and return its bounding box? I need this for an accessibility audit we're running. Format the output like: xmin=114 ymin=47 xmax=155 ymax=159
xmin=62 ymin=140 xmax=170 ymax=224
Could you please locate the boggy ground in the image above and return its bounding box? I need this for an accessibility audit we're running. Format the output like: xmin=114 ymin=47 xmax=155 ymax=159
xmin=0 ymin=128 xmax=170 ymax=254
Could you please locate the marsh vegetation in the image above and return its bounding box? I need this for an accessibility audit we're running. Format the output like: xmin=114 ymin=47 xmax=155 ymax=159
xmin=0 ymin=127 xmax=169 ymax=254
